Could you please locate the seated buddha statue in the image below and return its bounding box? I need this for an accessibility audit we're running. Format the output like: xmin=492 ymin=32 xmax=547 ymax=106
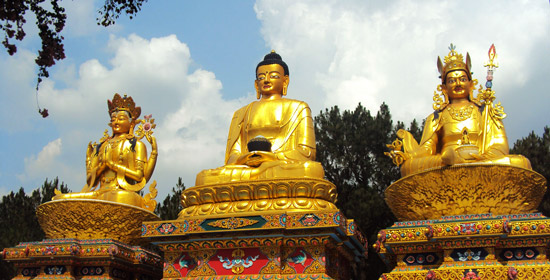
xmin=387 ymin=45 xmax=531 ymax=177
xmin=195 ymin=51 xmax=325 ymax=185
xmin=53 ymin=93 xmax=158 ymax=209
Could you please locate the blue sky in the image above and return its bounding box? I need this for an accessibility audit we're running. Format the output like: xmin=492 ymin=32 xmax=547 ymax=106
xmin=1 ymin=0 xmax=549 ymax=200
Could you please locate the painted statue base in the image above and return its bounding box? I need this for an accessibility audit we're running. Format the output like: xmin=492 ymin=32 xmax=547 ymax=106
xmin=36 ymin=199 xmax=160 ymax=244
xmin=376 ymin=213 xmax=550 ymax=279
xmin=179 ymin=178 xmax=338 ymax=218
xmin=143 ymin=209 xmax=366 ymax=279
xmin=385 ymin=164 xmax=547 ymax=221
xmin=1 ymin=238 xmax=162 ymax=279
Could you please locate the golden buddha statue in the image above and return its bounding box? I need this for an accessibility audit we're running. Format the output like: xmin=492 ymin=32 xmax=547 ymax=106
xmin=195 ymin=51 xmax=325 ymax=185
xmin=53 ymin=93 xmax=158 ymax=210
xmin=387 ymin=45 xmax=531 ymax=177
xmin=383 ymin=45 xmax=545 ymax=221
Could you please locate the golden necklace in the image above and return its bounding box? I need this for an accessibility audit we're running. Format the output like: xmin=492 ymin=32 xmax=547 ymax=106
xmin=446 ymin=104 xmax=474 ymax=121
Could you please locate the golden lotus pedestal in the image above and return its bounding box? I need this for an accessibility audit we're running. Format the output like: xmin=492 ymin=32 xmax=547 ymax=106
xmin=143 ymin=178 xmax=367 ymax=280
xmin=377 ymin=165 xmax=550 ymax=279
xmin=385 ymin=165 xmax=547 ymax=221
xmin=2 ymin=199 xmax=163 ymax=279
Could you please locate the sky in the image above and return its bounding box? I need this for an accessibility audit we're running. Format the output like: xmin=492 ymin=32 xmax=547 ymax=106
xmin=1 ymin=0 xmax=549 ymax=200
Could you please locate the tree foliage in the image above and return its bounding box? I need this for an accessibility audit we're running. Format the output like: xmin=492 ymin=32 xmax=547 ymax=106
xmin=314 ymin=103 xmax=421 ymax=279
xmin=1 ymin=0 xmax=66 ymax=86
xmin=0 ymin=178 xmax=69 ymax=279
xmin=98 ymin=0 xmax=148 ymax=27
xmin=155 ymin=177 xmax=186 ymax=220
xmin=1 ymin=0 xmax=147 ymax=88
xmin=511 ymin=126 xmax=550 ymax=215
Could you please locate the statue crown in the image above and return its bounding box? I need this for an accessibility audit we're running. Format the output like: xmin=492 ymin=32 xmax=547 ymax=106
xmin=438 ymin=44 xmax=472 ymax=83
xmin=107 ymin=93 xmax=141 ymax=119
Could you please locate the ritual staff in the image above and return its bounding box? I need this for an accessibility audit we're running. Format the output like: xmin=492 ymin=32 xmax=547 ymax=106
xmin=196 ymin=51 xmax=324 ymax=185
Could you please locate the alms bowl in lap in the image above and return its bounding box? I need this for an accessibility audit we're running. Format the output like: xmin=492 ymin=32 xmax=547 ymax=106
xmin=179 ymin=178 xmax=338 ymax=218
xmin=37 ymin=199 xmax=160 ymax=244
xmin=385 ymin=164 xmax=547 ymax=221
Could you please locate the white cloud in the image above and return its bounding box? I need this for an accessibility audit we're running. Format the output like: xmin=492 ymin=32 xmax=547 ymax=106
xmin=20 ymin=34 xmax=245 ymax=198
xmin=63 ymin=0 xmax=102 ymax=36
xmin=3 ymin=0 xmax=549 ymax=203
xmin=0 ymin=49 xmax=40 ymax=132
xmin=18 ymin=138 xmax=64 ymax=183
xmin=254 ymin=0 xmax=550 ymax=141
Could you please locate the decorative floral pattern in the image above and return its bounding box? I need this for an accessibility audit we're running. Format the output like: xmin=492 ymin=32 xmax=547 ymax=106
xmin=217 ymin=249 xmax=260 ymax=274
xmin=207 ymin=217 xmax=259 ymax=229
xmin=426 ymin=270 xmax=437 ymax=280
xmin=157 ymin=223 xmax=176 ymax=234
xmin=507 ymin=267 xmax=518 ymax=280
xmin=299 ymin=214 xmax=320 ymax=227
xmin=462 ymin=269 xmax=481 ymax=280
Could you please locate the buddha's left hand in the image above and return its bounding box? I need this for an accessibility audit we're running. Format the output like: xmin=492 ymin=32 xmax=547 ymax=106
xmin=470 ymin=149 xmax=502 ymax=161
xmin=237 ymin=151 xmax=277 ymax=167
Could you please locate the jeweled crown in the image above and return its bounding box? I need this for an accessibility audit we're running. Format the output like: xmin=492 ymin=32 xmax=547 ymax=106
xmin=437 ymin=44 xmax=472 ymax=83
xmin=107 ymin=93 xmax=141 ymax=119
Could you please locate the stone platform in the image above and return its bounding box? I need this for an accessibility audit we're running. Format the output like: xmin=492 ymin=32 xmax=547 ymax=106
xmin=143 ymin=209 xmax=367 ymax=279
xmin=2 ymin=238 xmax=162 ymax=279
xmin=376 ymin=213 xmax=550 ymax=279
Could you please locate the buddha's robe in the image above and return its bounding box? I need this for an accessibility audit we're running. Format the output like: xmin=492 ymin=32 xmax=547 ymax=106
xmin=53 ymin=136 xmax=147 ymax=207
xmin=195 ymin=98 xmax=325 ymax=185
xmin=400 ymin=102 xmax=531 ymax=177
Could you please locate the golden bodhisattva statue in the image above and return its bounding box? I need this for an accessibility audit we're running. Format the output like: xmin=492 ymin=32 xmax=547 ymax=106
xmin=195 ymin=51 xmax=324 ymax=185
xmin=387 ymin=45 xmax=531 ymax=177
xmin=53 ymin=93 xmax=158 ymax=210
xmin=384 ymin=45 xmax=545 ymax=221
xmin=181 ymin=52 xmax=335 ymax=218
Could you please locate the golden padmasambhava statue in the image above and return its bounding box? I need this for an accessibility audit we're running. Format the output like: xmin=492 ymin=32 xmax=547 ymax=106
xmin=53 ymin=93 xmax=158 ymax=210
xmin=195 ymin=51 xmax=324 ymax=185
xmin=181 ymin=52 xmax=335 ymax=218
xmin=384 ymin=45 xmax=545 ymax=221
xmin=387 ymin=44 xmax=531 ymax=177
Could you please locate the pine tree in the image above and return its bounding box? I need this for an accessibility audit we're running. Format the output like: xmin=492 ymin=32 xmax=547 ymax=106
xmin=155 ymin=177 xmax=186 ymax=220
xmin=511 ymin=126 xmax=550 ymax=215
xmin=314 ymin=103 xmax=420 ymax=279
xmin=0 ymin=178 xmax=69 ymax=279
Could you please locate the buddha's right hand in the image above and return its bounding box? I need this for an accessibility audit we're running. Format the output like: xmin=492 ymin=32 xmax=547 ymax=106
xmin=236 ymin=151 xmax=277 ymax=167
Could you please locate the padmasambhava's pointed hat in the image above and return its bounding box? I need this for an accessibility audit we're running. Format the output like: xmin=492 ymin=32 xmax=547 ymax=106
xmin=437 ymin=43 xmax=472 ymax=84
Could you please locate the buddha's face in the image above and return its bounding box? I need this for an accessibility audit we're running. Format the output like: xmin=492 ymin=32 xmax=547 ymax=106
xmin=111 ymin=111 xmax=132 ymax=135
xmin=255 ymin=64 xmax=289 ymax=99
xmin=444 ymin=70 xmax=473 ymax=100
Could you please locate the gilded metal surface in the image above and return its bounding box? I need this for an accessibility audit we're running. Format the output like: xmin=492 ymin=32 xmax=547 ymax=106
xmin=53 ymin=93 xmax=158 ymax=210
xmin=207 ymin=217 xmax=259 ymax=229
xmin=179 ymin=178 xmax=338 ymax=218
xmin=386 ymin=45 xmax=531 ymax=177
xmin=385 ymin=165 xmax=546 ymax=221
xmin=143 ymin=210 xmax=347 ymax=238
xmin=36 ymin=199 xmax=160 ymax=244
xmin=196 ymin=52 xmax=324 ymax=186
